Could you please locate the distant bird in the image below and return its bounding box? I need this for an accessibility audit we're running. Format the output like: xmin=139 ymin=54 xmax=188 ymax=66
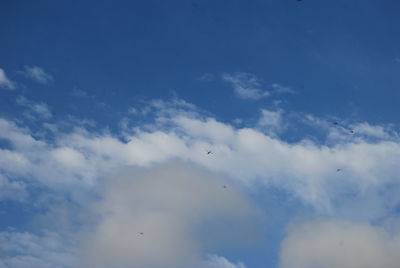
xmin=223 ymin=185 xmax=227 ymax=189
xmin=337 ymin=169 xmax=341 ymax=172
xmin=297 ymin=0 xmax=303 ymax=2
xmin=139 ymin=232 xmax=144 ymax=235
xmin=332 ymin=121 xmax=355 ymax=135
xmin=206 ymin=150 xmax=212 ymax=155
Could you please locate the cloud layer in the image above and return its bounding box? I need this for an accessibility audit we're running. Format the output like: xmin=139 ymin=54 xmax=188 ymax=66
xmin=1 ymin=99 xmax=400 ymax=212
xmin=1 ymin=98 xmax=400 ymax=267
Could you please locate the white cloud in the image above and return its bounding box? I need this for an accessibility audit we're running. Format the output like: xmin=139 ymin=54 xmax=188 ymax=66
xmin=1 ymin=99 xmax=400 ymax=213
xmin=16 ymin=96 xmax=53 ymax=119
xmin=350 ymin=122 xmax=398 ymax=140
xmin=84 ymin=162 xmax=261 ymax=268
xmin=20 ymin=66 xmax=53 ymax=84
xmin=1 ymin=98 xmax=400 ymax=266
xmin=0 ymin=68 xmax=15 ymax=90
xmin=280 ymin=219 xmax=400 ymax=268
xmin=222 ymin=72 xmax=269 ymax=100
xmin=52 ymin=147 xmax=86 ymax=170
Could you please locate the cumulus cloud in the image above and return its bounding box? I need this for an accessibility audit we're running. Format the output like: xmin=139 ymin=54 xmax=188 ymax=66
xmin=280 ymin=219 xmax=400 ymax=268
xmin=222 ymin=73 xmax=269 ymax=100
xmin=0 ymin=68 xmax=15 ymax=90
xmin=1 ymin=97 xmax=400 ymax=266
xmin=20 ymin=66 xmax=53 ymax=84
xmin=1 ymin=98 xmax=400 ymax=213
xmin=84 ymin=162 xmax=261 ymax=268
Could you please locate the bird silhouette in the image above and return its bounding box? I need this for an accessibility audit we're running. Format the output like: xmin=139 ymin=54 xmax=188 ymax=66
xmin=332 ymin=121 xmax=355 ymax=135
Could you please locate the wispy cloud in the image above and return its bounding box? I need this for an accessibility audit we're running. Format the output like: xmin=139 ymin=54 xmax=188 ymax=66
xmin=0 ymin=68 xmax=15 ymax=90
xmin=198 ymin=73 xmax=215 ymax=82
xmin=16 ymin=96 xmax=53 ymax=119
xmin=204 ymin=255 xmax=247 ymax=268
xmin=258 ymin=108 xmax=285 ymax=135
xmin=271 ymin=83 xmax=294 ymax=94
xmin=222 ymin=72 xmax=269 ymax=100
xmin=20 ymin=66 xmax=53 ymax=84
xmin=71 ymin=87 xmax=87 ymax=97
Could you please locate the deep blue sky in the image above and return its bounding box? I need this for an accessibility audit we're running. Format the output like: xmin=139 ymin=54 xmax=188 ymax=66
xmin=2 ymin=0 xmax=400 ymax=125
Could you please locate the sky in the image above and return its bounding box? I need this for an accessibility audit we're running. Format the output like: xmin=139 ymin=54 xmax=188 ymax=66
xmin=1 ymin=0 xmax=400 ymax=267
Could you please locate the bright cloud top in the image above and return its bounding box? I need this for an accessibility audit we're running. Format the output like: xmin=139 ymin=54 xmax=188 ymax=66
xmin=1 ymin=99 xmax=400 ymax=212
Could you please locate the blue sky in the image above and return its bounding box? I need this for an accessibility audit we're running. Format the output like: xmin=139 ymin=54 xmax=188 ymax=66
xmin=1 ymin=1 xmax=400 ymax=267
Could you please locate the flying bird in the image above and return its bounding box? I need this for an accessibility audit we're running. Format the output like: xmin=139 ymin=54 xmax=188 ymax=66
xmin=332 ymin=121 xmax=355 ymax=135
xmin=206 ymin=150 xmax=212 ymax=155
xmin=139 ymin=232 xmax=144 ymax=235
xmin=223 ymin=185 xmax=227 ymax=189
xmin=337 ymin=169 xmax=341 ymax=172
